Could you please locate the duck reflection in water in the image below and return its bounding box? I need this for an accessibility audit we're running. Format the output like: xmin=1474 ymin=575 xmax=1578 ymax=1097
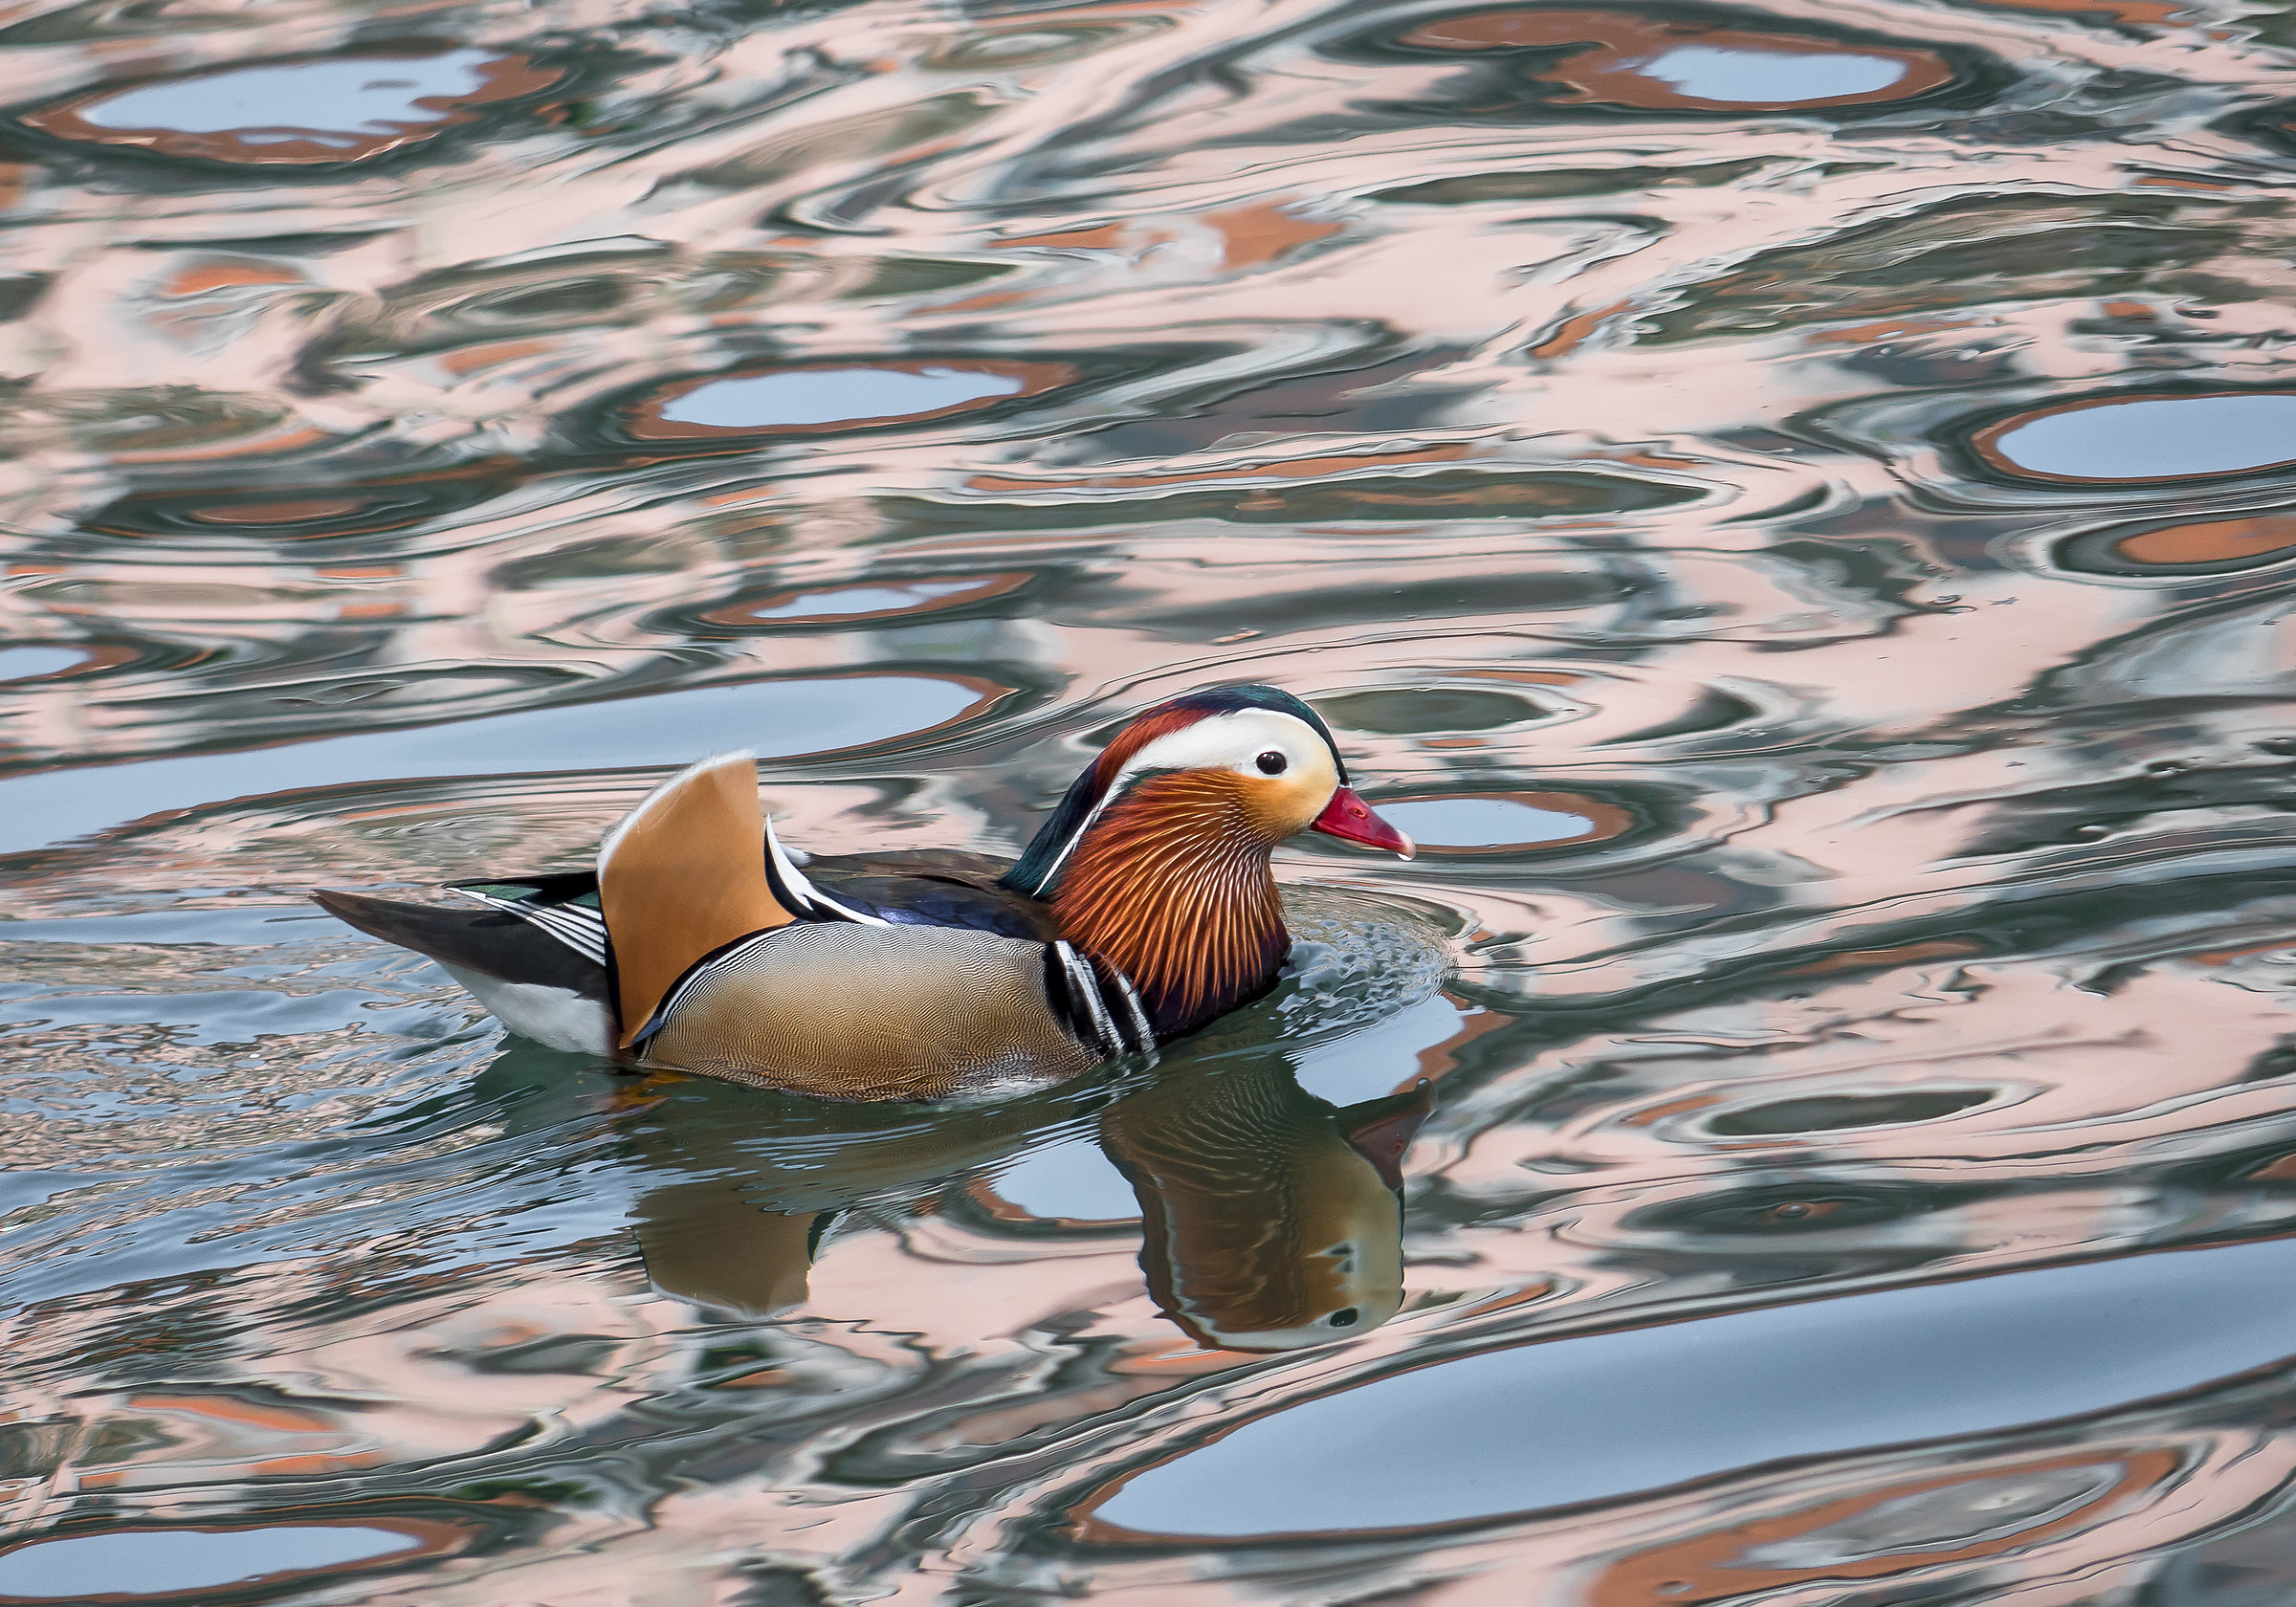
xmin=610 ymin=1055 xmax=1434 ymax=1345
xmin=604 ymin=1065 xmax=1126 ymax=1320
xmin=1105 ymin=1063 xmax=1433 ymax=1351
xmin=636 ymin=1187 xmax=831 ymax=1321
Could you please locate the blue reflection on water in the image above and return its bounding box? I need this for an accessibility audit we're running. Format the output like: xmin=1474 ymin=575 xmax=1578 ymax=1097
xmin=1378 ymin=797 xmax=1593 ymax=847
xmin=988 ymin=1135 xmax=1140 ymax=1222
xmin=1991 ymin=394 xmax=2296 ymax=480
xmin=0 ymin=673 xmax=982 ymax=854
xmin=0 ymin=1525 xmax=420 ymax=1596
xmin=1638 ymin=45 xmax=1907 ymax=102
xmin=1100 ymin=1235 xmax=2296 ymax=1534
xmin=77 ymin=52 xmax=497 ymax=142
xmin=0 ymin=647 xmax=84 ymax=682
xmin=744 ymin=581 xmax=984 ymax=620
xmin=661 ymin=367 xmax=1026 ymax=429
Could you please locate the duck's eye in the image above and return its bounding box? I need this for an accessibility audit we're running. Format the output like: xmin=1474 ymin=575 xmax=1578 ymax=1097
xmin=1327 ymin=1308 xmax=1359 ymax=1327
xmin=1255 ymin=750 xmax=1289 ymax=775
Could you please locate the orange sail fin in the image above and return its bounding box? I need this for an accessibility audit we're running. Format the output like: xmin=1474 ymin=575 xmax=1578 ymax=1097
xmin=597 ymin=752 xmax=795 ymax=1046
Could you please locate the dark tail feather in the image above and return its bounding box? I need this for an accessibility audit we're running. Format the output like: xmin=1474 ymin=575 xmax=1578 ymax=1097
xmin=312 ymin=889 xmax=607 ymax=999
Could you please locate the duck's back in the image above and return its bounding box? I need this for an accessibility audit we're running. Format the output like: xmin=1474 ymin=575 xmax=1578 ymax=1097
xmin=800 ymin=848 xmax=1053 ymax=939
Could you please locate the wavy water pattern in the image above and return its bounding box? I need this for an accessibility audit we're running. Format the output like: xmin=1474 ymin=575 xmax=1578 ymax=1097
xmin=6 ymin=0 xmax=2296 ymax=1597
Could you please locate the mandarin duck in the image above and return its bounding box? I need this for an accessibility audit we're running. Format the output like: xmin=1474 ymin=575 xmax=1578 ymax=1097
xmin=313 ymin=684 xmax=1413 ymax=1102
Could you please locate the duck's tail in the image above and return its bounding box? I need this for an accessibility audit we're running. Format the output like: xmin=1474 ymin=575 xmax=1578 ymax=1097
xmin=309 ymin=888 xmax=612 ymax=1055
xmin=598 ymin=751 xmax=801 ymax=1047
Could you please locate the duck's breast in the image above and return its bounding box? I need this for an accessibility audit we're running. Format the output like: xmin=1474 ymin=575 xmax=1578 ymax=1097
xmin=636 ymin=923 xmax=1105 ymax=1102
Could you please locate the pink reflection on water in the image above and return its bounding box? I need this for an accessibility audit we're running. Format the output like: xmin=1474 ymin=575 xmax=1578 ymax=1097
xmin=3 ymin=0 xmax=2296 ymax=1595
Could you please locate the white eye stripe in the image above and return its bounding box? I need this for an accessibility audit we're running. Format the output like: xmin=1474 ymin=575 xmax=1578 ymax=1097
xmin=1028 ymin=708 xmax=1334 ymax=891
xmin=1118 ymin=708 xmax=1327 ymax=779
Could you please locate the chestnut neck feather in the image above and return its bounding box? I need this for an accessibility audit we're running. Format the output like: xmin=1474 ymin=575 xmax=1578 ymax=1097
xmin=1049 ymin=771 xmax=1288 ymax=1039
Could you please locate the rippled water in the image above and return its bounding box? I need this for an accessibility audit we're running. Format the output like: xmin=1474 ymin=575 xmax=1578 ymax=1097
xmin=8 ymin=0 xmax=2296 ymax=1596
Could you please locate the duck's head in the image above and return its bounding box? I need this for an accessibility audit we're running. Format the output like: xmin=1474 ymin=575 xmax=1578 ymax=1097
xmin=1004 ymin=684 xmax=1412 ymax=898
xmin=1004 ymin=685 xmax=1411 ymax=1038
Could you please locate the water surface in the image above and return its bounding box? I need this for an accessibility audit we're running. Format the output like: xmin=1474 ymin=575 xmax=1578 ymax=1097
xmin=8 ymin=0 xmax=2296 ymax=1598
